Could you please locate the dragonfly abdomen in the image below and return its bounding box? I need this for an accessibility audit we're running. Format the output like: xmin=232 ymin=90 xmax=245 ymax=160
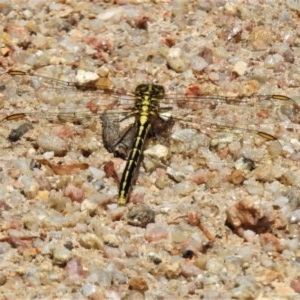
xmin=118 ymin=84 xmax=165 ymax=205
xmin=118 ymin=119 xmax=151 ymax=205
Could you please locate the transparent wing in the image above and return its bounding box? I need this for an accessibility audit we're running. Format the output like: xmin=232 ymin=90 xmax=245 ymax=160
xmin=1 ymin=70 xmax=300 ymax=156
xmin=0 ymin=70 xmax=137 ymax=121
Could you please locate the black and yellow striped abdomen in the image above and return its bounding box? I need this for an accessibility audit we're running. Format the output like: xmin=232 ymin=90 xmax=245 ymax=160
xmin=118 ymin=84 xmax=165 ymax=205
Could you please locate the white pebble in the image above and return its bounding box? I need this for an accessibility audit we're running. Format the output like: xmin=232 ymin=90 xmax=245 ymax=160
xmin=37 ymin=133 xmax=68 ymax=156
xmin=190 ymin=55 xmax=208 ymax=71
xmin=264 ymin=54 xmax=284 ymax=68
xmin=290 ymin=209 xmax=300 ymax=223
xmin=82 ymin=283 xmax=97 ymax=297
xmin=75 ymin=69 xmax=99 ymax=84
xmin=174 ymin=180 xmax=197 ymax=196
xmin=273 ymin=196 xmax=289 ymax=208
xmin=144 ymin=144 xmax=169 ymax=160
xmin=205 ymin=258 xmax=224 ymax=274
xmin=51 ymin=245 xmax=72 ymax=266
xmin=232 ymin=61 xmax=248 ymax=76
xmin=166 ymin=48 xmax=188 ymax=72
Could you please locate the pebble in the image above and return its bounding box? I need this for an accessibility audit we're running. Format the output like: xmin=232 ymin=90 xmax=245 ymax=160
xmin=65 ymin=258 xmax=85 ymax=279
xmin=144 ymin=223 xmax=169 ymax=242
xmin=290 ymin=209 xmax=300 ymax=223
xmin=228 ymin=169 xmax=245 ymax=185
xmin=148 ymin=252 xmax=162 ymax=265
xmin=103 ymin=245 xmax=124 ymax=259
xmin=79 ymin=233 xmax=104 ymax=250
xmin=126 ymin=204 xmax=155 ymax=227
xmin=249 ymin=28 xmax=273 ymax=50
xmin=166 ymin=48 xmax=189 ymax=72
xmin=265 ymin=54 xmax=284 ymax=69
xmin=0 ymin=273 xmax=7 ymax=286
xmin=290 ymin=278 xmax=300 ymax=293
xmin=174 ymin=180 xmax=197 ymax=196
xmin=64 ymin=184 xmax=85 ymax=202
xmin=102 ymin=233 xmax=121 ymax=247
xmin=128 ymin=276 xmax=149 ymax=292
xmin=171 ymin=229 xmax=188 ymax=243
xmin=231 ymin=277 xmax=258 ymax=299
xmin=181 ymin=263 xmax=201 ymax=277
xmin=287 ymin=0 xmax=300 ymax=10
xmin=205 ymin=258 xmax=224 ymax=275
xmin=75 ymin=69 xmax=99 ymax=85
xmin=144 ymin=144 xmax=169 ymax=161
xmin=82 ymin=283 xmax=97 ymax=297
xmin=260 ymin=232 xmax=283 ymax=252
xmin=51 ymin=245 xmax=72 ymax=266
xmin=162 ymin=261 xmax=182 ymax=279
xmin=143 ymin=144 xmax=169 ymax=171
xmin=37 ymin=133 xmax=69 ymax=156
xmin=166 ymin=167 xmax=186 ymax=182
xmin=232 ymin=60 xmax=248 ymax=76
xmin=225 ymin=199 xmax=274 ymax=236
xmin=190 ymin=55 xmax=208 ymax=72
xmin=244 ymin=178 xmax=265 ymax=196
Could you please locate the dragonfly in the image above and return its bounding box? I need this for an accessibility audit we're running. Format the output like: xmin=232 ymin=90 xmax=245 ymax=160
xmin=1 ymin=70 xmax=300 ymax=205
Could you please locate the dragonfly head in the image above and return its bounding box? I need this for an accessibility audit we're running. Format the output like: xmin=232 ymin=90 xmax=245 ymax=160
xmin=135 ymin=84 xmax=165 ymax=99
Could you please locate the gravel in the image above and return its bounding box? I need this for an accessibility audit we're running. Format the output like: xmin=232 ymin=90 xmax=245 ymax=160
xmin=0 ymin=1 xmax=300 ymax=299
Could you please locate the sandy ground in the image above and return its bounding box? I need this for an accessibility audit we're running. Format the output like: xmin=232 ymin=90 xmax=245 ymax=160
xmin=0 ymin=1 xmax=300 ymax=299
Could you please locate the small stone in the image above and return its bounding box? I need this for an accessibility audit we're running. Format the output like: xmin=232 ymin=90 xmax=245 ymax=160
xmin=205 ymin=258 xmax=224 ymax=275
xmin=37 ymin=133 xmax=69 ymax=156
xmin=166 ymin=167 xmax=186 ymax=183
xmin=282 ymin=49 xmax=295 ymax=63
xmin=228 ymin=169 xmax=245 ymax=185
xmin=259 ymin=232 xmax=283 ymax=253
xmin=79 ymin=233 xmax=104 ymax=250
xmin=290 ymin=278 xmax=300 ymax=293
xmin=194 ymin=254 xmax=208 ymax=270
xmin=103 ymin=245 xmax=124 ymax=259
xmin=249 ymin=28 xmax=273 ymax=50
xmin=0 ymin=273 xmax=7 ymax=285
xmin=265 ymin=54 xmax=284 ymax=69
xmin=126 ymin=204 xmax=155 ymax=227
xmin=171 ymin=229 xmax=187 ymax=243
xmin=143 ymin=144 xmax=169 ymax=172
xmin=64 ymin=184 xmax=85 ymax=202
xmin=181 ymin=263 xmax=201 ymax=277
xmin=190 ymin=55 xmax=208 ymax=72
xmin=51 ymin=245 xmax=72 ymax=266
xmin=162 ymin=262 xmax=182 ymax=279
xmin=128 ymin=276 xmax=149 ymax=293
xmin=244 ymin=178 xmax=264 ymax=196
xmin=174 ymin=180 xmax=197 ymax=197
xmin=144 ymin=223 xmax=168 ymax=242
xmin=65 ymin=258 xmax=85 ymax=279
xmin=144 ymin=144 xmax=169 ymax=161
xmin=287 ymin=0 xmax=300 ymax=11
xmin=75 ymin=70 xmax=99 ymax=85
xmin=225 ymin=199 xmax=275 ymax=236
xmin=166 ymin=48 xmax=188 ymax=72
xmin=148 ymin=252 xmax=162 ymax=265
xmin=232 ymin=61 xmax=248 ymax=76
xmin=102 ymin=233 xmax=120 ymax=247
xmin=82 ymin=283 xmax=97 ymax=297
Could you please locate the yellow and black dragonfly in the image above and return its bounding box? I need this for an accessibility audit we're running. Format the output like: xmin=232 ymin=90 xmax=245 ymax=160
xmin=1 ymin=70 xmax=299 ymax=204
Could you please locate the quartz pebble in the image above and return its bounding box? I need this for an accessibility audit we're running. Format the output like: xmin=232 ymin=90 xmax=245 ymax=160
xmin=75 ymin=70 xmax=99 ymax=85
xmin=144 ymin=223 xmax=169 ymax=242
xmin=37 ymin=133 xmax=69 ymax=156
xmin=51 ymin=245 xmax=72 ymax=266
